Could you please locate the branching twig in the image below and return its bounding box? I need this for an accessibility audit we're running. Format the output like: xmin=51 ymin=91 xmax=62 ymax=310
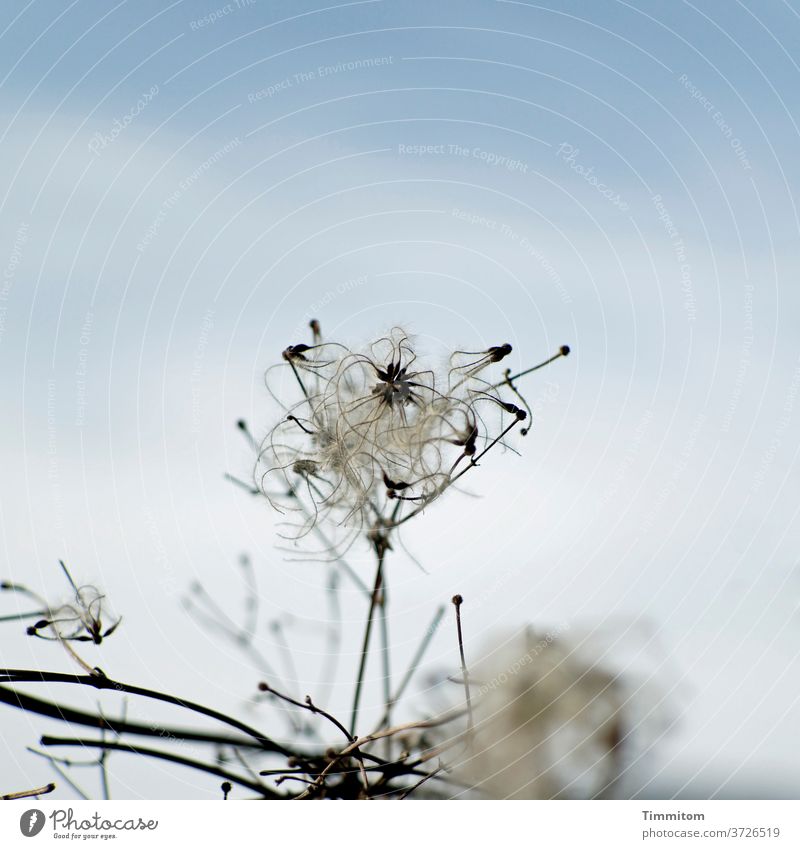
xmin=294 ymin=712 xmax=465 ymax=799
xmin=491 ymin=345 xmax=570 ymax=388
xmin=27 ymin=749 xmax=91 ymax=799
xmin=259 ymin=683 xmax=371 ymax=794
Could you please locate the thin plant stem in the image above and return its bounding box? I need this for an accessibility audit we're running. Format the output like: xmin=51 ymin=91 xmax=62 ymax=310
xmin=258 ymin=682 xmax=370 ymax=795
xmin=398 ymin=766 xmax=443 ymax=799
xmin=271 ymin=620 xmax=301 ymax=699
xmin=350 ymin=546 xmax=386 ymax=736
xmin=45 ymin=758 xmax=90 ymax=800
xmin=379 ymin=569 xmax=391 ymax=740
xmin=40 ymin=737 xmax=278 ymax=798
xmin=449 ymin=418 xmax=523 ymax=486
xmin=452 ymin=595 xmax=473 ymax=736
xmin=490 ymin=346 xmax=570 ymax=388
xmin=317 ymin=569 xmax=341 ymax=705
xmin=387 ymin=417 xmax=524 ymax=531
xmin=295 ymin=713 xmax=464 ymax=799
xmin=0 ymin=684 xmax=281 ymax=751
xmin=374 ymin=604 xmax=445 ymax=732
xmin=259 ymin=683 xmax=353 ymax=746
xmin=0 ymin=610 xmax=46 ymax=622
xmin=1 ymin=782 xmax=56 ymax=800
xmin=0 ymin=669 xmax=295 ymax=757
xmin=287 ymin=358 xmax=310 ymax=401
xmin=226 ymin=474 xmax=371 ymax=598
xmin=98 ymin=720 xmax=111 ymax=801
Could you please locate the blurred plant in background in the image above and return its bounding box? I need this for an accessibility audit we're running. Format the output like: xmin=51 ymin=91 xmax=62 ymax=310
xmin=438 ymin=626 xmax=670 ymax=799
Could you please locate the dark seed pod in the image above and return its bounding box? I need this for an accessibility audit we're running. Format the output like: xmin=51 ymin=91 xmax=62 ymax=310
xmin=282 ymin=344 xmax=312 ymax=361
xmin=383 ymin=472 xmax=410 ymax=491
xmin=488 ymin=343 xmax=512 ymax=362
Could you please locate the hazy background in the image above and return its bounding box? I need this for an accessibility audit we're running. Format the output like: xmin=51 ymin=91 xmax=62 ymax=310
xmin=1 ymin=0 xmax=799 ymax=799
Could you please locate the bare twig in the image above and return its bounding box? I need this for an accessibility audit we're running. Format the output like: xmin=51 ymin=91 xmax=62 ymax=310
xmin=295 ymin=713 xmax=464 ymax=799
xmin=98 ymin=725 xmax=111 ymax=801
xmin=398 ymin=765 xmax=443 ymax=799
xmin=27 ymin=749 xmax=90 ymax=799
xmin=223 ymin=473 xmax=371 ymax=597
xmin=39 ymin=737 xmax=280 ymax=798
xmin=1 ymin=782 xmax=56 ymax=801
xmin=491 ymin=345 xmax=570 ymax=388
xmin=350 ymin=541 xmax=388 ymax=736
xmin=378 ymin=568 xmax=391 ymax=745
xmin=0 ymin=610 xmax=46 ymax=623
xmin=257 ymin=683 xmax=370 ymax=794
xmin=0 ymin=684 xmax=290 ymax=753
xmin=258 ymin=683 xmax=352 ymax=746
xmin=0 ymin=669 xmax=296 ymax=757
xmin=317 ymin=569 xmax=342 ymax=705
xmin=374 ymin=604 xmax=445 ymax=732
xmin=451 ymin=595 xmax=473 ymax=735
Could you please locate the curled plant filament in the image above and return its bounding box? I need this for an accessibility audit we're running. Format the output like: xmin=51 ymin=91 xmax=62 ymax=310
xmin=254 ymin=324 xmax=566 ymax=549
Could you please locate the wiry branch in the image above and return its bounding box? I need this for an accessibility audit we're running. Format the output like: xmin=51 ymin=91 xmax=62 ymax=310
xmin=0 ymin=670 xmax=296 ymax=758
xmin=39 ymin=737 xmax=279 ymax=798
xmin=1 ymin=782 xmax=56 ymax=801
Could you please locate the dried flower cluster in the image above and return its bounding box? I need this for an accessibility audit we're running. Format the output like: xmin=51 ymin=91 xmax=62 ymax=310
xmin=256 ymin=326 xmax=530 ymax=546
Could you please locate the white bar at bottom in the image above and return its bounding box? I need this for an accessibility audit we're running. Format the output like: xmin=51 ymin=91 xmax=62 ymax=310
xmin=0 ymin=799 xmax=796 ymax=847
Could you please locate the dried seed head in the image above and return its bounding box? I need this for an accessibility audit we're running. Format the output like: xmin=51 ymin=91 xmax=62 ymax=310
xmin=255 ymin=327 xmax=553 ymax=549
xmin=21 ymin=563 xmax=120 ymax=647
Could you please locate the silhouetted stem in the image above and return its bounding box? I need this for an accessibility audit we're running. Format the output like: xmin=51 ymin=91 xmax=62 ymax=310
xmin=492 ymin=346 xmax=569 ymax=387
xmin=379 ymin=571 xmax=391 ymax=734
xmin=295 ymin=713 xmax=464 ymax=799
xmin=0 ymin=684 xmax=282 ymax=751
xmin=0 ymin=670 xmax=294 ymax=757
xmin=452 ymin=596 xmax=473 ymax=735
xmin=350 ymin=549 xmax=386 ymax=736
xmin=374 ymin=604 xmax=445 ymax=732
xmin=1 ymin=782 xmax=55 ymax=800
xmin=40 ymin=737 xmax=278 ymax=798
